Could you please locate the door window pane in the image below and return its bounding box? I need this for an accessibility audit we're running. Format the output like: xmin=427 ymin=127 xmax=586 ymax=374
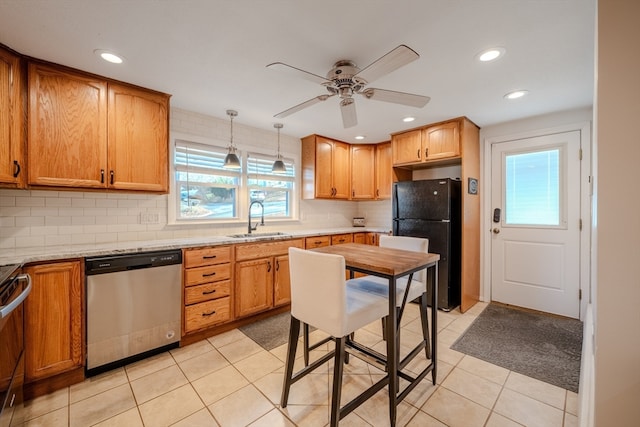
xmin=505 ymin=149 xmax=560 ymax=225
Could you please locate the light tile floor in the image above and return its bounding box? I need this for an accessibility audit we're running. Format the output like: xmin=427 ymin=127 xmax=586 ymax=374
xmin=15 ymin=302 xmax=580 ymax=427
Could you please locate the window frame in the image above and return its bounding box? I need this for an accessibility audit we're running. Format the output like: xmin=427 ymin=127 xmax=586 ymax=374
xmin=168 ymin=132 xmax=299 ymax=225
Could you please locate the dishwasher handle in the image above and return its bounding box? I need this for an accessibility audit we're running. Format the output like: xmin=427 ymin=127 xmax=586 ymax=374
xmin=0 ymin=274 xmax=32 ymax=319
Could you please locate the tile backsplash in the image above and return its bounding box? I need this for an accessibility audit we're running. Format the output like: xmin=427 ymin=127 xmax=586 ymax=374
xmin=0 ymin=106 xmax=392 ymax=250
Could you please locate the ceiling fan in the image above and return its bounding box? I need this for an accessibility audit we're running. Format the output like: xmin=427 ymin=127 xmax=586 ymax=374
xmin=266 ymin=44 xmax=430 ymax=128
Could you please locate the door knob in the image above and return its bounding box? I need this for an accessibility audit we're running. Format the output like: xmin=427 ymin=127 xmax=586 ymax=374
xmin=492 ymin=228 xmax=500 ymax=234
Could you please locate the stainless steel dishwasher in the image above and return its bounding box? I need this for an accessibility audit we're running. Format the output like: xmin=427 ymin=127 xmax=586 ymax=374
xmin=85 ymin=249 xmax=182 ymax=376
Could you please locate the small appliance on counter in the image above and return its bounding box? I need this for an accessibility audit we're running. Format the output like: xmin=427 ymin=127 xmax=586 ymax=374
xmin=353 ymin=217 xmax=365 ymax=227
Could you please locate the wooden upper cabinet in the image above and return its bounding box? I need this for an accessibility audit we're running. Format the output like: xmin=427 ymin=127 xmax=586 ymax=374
xmin=301 ymin=135 xmax=350 ymax=199
xmin=422 ymin=121 xmax=460 ymax=160
xmin=375 ymin=142 xmax=392 ymax=199
xmin=0 ymin=47 xmax=25 ymax=188
xmin=391 ymin=129 xmax=422 ymax=165
xmin=350 ymin=144 xmax=375 ymax=200
xmin=28 ymin=62 xmax=108 ymax=188
xmin=27 ymin=61 xmax=169 ymax=192
xmin=108 ymin=83 xmax=169 ymax=192
xmin=391 ymin=119 xmax=461 ymax=167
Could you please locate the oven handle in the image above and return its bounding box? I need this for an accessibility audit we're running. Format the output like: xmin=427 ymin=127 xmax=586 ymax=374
xmin=0 ymin=274 xmax=32 ymax=319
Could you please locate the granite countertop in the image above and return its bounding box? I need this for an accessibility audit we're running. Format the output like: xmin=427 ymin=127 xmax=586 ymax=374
xmin=0 ymin=227 xmax=391 ymax=266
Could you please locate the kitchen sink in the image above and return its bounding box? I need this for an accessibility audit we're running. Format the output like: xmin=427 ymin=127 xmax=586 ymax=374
xmin=226 ymin=232 xmax=290 ymax=239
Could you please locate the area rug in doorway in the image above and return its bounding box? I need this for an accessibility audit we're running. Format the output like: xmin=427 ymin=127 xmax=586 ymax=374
xmin=239 ymin=312 xmax=315 ymax=351
xmin=451 ymin=303 xmax=583 ymax=392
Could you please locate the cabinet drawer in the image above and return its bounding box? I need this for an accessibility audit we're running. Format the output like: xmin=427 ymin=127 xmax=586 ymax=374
xmin=184 ymin=297 xmax=231 ymax=332
xmin=184 ymin=246 xmax=232 ymax=268
xmin=235 ymin=238 xmax=304 ymax=261
xmin=184 ymin=280 xmax=230 ymax=305
xmin=184 ymin=263 xmax=231 ymax=286
xmin=331 ymin=234 xmax=353 ymax=245
xmin=305 ymin=235 xmax=331 ymax=248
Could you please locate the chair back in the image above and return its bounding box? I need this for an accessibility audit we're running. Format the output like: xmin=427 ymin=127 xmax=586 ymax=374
xmin=379 ymin=235 xmax=429 ymax=283
xmin=288 ymin=247 xmax=347 ymax=337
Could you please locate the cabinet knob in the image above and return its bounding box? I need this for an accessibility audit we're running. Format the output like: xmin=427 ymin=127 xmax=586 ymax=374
xmin=109 ymin=170 xmax=114 ymax=185
xmin=267 ymin=261 xmax=272 ymax=272
xmin=425 ymin=148 xmax=429 ymax=158
xmin=417 ymin=149 xmax=421 ymax=159
xmin=100 ymin=169 xmax=105 ymax=184
xmin=13 ymin=161 xmax=20 ymax=178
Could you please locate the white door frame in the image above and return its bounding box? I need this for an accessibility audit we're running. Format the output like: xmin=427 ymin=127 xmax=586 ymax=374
xmin=482 ymin=121 xmax=592 ymax=320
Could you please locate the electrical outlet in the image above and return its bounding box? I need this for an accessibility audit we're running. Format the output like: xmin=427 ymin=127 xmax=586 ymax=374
xmin=140 ymin=212 xmax=160 ymax=224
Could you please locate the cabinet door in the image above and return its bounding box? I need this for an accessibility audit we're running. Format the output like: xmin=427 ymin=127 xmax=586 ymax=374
xmin=423 ymin=121 xmax=460 ymax=160
xmin=391 ymin=129 xmax=422 ymax=165
xmin=375 ymin=142 xmax=392 ymax=199
xmin=314 ymin=137 xmax=335 ymax=198
xmin=273 ymin=255 xmax=291 ymax=307
xmin=24 ymin=261 xmax=83 ymax=381
xmin=351 ymin=145 xmax=375 ymax=200
xmin=235 ymin=258 xmax=274 ymax=318
xmin=108 ymin=83 xmax=169 ymax=192
xmin=28 ymin=63 xmax=108 ymax=188
xmin=332 ymin=140 xmax=351 ymax=199
xmin=0 ymin=48 xmax=24 ymax=187
xmin=353 ymin=232 xmax=366 ymax=244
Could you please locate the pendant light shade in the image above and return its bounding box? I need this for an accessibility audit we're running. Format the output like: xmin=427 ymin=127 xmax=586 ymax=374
xmin=224 ymin=110 xmax=241 ymax=169
xmin=272 ymin=123 xmax=287 ymax=174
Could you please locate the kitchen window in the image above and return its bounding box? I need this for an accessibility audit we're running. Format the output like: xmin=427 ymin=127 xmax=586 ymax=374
xmin=172 ymin=139 xmax=295 ymax=222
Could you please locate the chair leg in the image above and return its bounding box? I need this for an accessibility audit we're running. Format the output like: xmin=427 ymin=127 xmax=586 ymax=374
xmin=303 ymin=323 xmax=310 ymax=366
xmin=330 ymin=336 xmax=346 ymax=427
xmin=419 ymin=293 xmax=431 ymax=359
xmin=281 ymin=315 xmax=301 ymax=407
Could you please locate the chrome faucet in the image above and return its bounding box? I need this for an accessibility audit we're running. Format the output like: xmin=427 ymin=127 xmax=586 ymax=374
xmin=248 ymin=200 xmax=265 ymax=234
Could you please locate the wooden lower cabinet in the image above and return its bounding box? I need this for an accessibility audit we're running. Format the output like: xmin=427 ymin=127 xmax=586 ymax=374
xmin=273 ymin=255 xmax=291 ymax=307
xmin=182 ymin=246 xmax=233 ymax=335
xmin=235 ymin=238 xmax=304 ymax=318
xmin=24 ymin=260 xmax=83 ymax=382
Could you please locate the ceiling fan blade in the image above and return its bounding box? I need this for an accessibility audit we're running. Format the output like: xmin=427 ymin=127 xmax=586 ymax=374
xmin=354 ymin=45 xmax=419 ymax=83
xmin=340 ymin=98 xmax=357 ymax=128
xmin=362 ymin=88 xmax=430 ymax=108
xmin=266 ymin=62 xmax=330 ymax=85
xmin=274 ymin=94 xmax=334 ymax=118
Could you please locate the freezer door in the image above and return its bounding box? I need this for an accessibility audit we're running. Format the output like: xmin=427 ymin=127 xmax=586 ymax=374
xmin=393 ymin=218 xmax=460 ymax=310
xmin=393 ymin=179 xmax=452 ymax=220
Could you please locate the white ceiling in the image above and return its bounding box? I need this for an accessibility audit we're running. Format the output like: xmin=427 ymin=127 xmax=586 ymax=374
xmin=0 ymin=0 xmax=595 ymax=143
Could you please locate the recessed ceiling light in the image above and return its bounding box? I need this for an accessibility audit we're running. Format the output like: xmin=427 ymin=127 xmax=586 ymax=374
xmin=94 ymin=49 xmax=124 ymax=64
xmin=403 ymin=116 xmax=415 ymax=123
xmin=355 ymin=135 xmax=365 ymax=140
xmin=504 ymin=90 xmax=529 ymax=100
xmin=477 ymin=47 xmax=505 ymax=62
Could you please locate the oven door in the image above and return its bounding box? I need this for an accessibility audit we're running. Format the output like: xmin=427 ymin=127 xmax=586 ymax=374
xmin=0 ymin=274 xmax=31 ymax=427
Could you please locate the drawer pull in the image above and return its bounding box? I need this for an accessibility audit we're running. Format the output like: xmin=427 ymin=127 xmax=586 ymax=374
xmin=202 ymin=289 xmax=217 ymax=295
xmin=203 ymin=255 xmax=217 ymax=259
xmin=202 ymin=272 xmax=216 ymax=277
xmin=314 ymin=240 xmax=322 ymax=244
xmin=202 ymin=310 xmax=216 ymax=317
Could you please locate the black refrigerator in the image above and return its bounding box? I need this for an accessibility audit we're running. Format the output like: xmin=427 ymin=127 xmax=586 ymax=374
xmin=392 ymin=178 xmax=461 ymax=310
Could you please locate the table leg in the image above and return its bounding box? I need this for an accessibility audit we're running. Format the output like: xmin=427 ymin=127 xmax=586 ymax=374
xmin=431 ymin=263 xmax=438 ymax=384
xmin=387 ymin=276 xmax=398 ymax=426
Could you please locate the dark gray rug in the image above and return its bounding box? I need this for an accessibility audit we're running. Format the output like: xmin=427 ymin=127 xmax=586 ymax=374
xmin=451 ymin=303 xmax=583 ymax=392
xmin=239 ymin=312 xmax=314 ymax=351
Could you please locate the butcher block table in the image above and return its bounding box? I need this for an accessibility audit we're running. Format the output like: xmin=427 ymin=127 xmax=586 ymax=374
xmin=309 ymin=243 xmax=440 ymax=426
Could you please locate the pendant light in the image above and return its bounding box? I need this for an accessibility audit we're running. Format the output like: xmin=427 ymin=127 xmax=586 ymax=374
xmin=272 ymin=123 xmax=287 ymax=174
xmin=223 ymin=110 xmax=241 ymax=169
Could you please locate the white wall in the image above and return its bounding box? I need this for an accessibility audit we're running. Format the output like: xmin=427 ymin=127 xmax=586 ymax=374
xmin=593 ymin=1 xmax=640 ymax=424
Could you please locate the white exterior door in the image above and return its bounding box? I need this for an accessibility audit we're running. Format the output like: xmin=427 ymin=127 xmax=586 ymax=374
xmin=491 ymin=130 xmax=581 ymax=318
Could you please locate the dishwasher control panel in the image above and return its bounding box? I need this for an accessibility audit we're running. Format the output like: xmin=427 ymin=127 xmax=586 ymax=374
xmin=85 ymin=250 xmax=182 ymax=275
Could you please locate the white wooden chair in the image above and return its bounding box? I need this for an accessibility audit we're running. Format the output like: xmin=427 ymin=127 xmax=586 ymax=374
xmin=281 ymin=247 xmax=389 ymax=426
